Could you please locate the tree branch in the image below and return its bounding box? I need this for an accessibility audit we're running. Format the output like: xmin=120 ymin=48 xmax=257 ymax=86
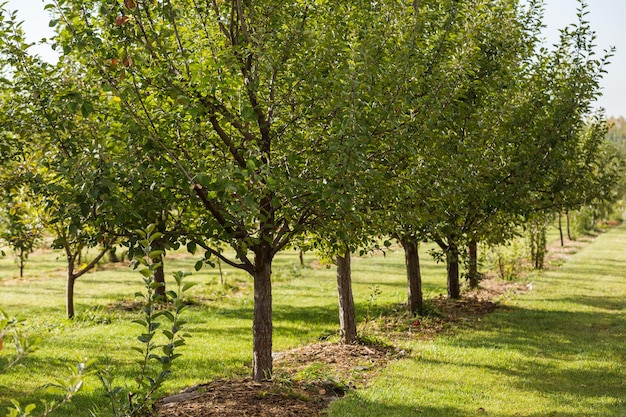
xmin=194 ymin=239 xmax=254 ymax=273
xmin=72 ymin=247 xmax=109 ymax=280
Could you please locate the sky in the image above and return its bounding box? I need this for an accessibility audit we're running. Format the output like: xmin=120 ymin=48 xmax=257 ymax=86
xmin=4 ymin=0 xmax=626 ymax=117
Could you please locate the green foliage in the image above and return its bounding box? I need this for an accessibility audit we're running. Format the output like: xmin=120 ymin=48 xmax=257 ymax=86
xmin=0 ymin=0 xmax=622 ymax=384
xmin=0 ymin=189 xmax=44 ymax=278
xmin=606 ymin=116 xmax=626 ymax=153
xmin=0 ymin=225 xmax=193 ymax=417
xmin=5 ymin=362 xmax=90 ymax=417
xmin=570 ymin=207 xmax=598 ymax=237
xmin=0 ymin=309 xmax=40 ymax=375
xmin=1 ymin=308 xmax=88 ymax=417
xmin=483 ymin=239 xmax=526 ymax=281
xmin=95 ymin=224 xmax=194 ymax=417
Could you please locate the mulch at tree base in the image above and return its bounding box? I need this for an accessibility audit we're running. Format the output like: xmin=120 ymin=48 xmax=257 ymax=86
xmin=156 ymin=343 xmax=395 ymax=417
xmin=156 ymin=277 xmax=528 ymax=417
xmin=157 ymin=378 xmax=336 ymax=417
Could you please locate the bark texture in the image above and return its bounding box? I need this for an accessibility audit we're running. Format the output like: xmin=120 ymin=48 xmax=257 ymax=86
xmin=401 ymin=238 xmax=423 ymax=315
xmin=468 ymin=239 xmax=479 ymax=289
xmin=446 ymin=239 xmax=461 ymax=299
xmin=252 ymin=247 xmax=273 ymax=381
xmin=336 ymin=246 xmax=357 ymax=344
xmin=66 ymin=267 xmax=76 ymax=319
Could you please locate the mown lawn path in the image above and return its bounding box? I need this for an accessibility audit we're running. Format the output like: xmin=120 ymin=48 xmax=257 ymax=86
xmin=328 ymin=224 xmax=626 ymax=417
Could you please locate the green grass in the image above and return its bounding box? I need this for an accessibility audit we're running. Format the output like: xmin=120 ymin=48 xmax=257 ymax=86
xmin=0 ymin=243 xmax=448 ymax=416
xmin=327 ymin=225 xmax=626 ymax=417
xmin=2 ymin=226 xmax=625 ymax=417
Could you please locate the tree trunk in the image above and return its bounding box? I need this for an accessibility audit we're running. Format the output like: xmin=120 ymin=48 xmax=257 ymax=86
xmin=153 ymin=262 xmax=166 ymax=297
xmin=217 ymin=257 xmax=224 ymax=286
xmin=18 ymin=248 xmax=24 ymax=278
xmin=446 ymin=239 xmax=461 ymax=299
xmin=558 ymin=212 xmax=564 ymax=246
xmin=299 ymin=249 xmax=304 ymax=268
xmin=151 ymin=238 xmax=166 ymax=297
xmin=108 ymin=248 xmax=121 ymax=263
xmin=336 ymin=246 xmax=357 ymax=344
xmin=468 ymin=239 xmax=479 ymax=289
xmin=536 ymin=223 xmax=547 ymax=269
xmin=252 ymin=247 xmax=273 ymax=382
xmin=64 ymin=247 xmax=108 ymax=319
xmin=401 ymin=238 xmax=423 ymax=315
xmin=66 ymin=256 xmax=76 ymax=319
xmin=566 ymin=210 xmax=572 ymax=240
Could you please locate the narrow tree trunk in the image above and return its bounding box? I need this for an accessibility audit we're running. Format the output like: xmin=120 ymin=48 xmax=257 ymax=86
xmin=66 ymin=256 xmax=76 ymax=319
xmin=217 ymin=257 xmax=224 ymax=286
xmin=336 ymin=246 xmax=357 ymax=344
xmin=468 ymin=239 xmax=479 ymax=289
xmin=252 ymin=247 xmax=273 ymax=382
xmin=536 ymin=223 xmax=547 ymax=270
xmin=153 ymin=262 xmax=166 ymax=297
xmin=566 ymin=210 xmax=573 ymax=241
xmin=151 ymin=238 xmax=166 ymax=297
xmin=446 ymin=239 xmax=461 ymax=299
xmin=108 ymin=248 xmax=121 ymax=263
xmin=299 ymin=249 xmax=304 ymax=268
xmin=64 ymin=247 xmax=108 ymax=319
xmin=18 ymin=248 xmax=24 ymax=278
xmin=401 ymin=238 xmax=423 ymax=315
xmin=558 ymin=212 xmax=564 ymax=246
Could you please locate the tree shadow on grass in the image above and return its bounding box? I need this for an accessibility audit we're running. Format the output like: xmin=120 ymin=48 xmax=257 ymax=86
xmin=457 ymin=303 xmax=626 ymax=356
xmin=328 ymin=396 xmax=471 ymax=417
xmin=328 ymin=394 xmax=617 ymax=417
xmin=556 ymin=294 xmax=625 ymax=311
xmin=436 ymin=303 xmax=626 ymax=412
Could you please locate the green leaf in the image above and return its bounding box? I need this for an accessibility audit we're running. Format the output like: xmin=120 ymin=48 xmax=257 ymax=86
xmin=149 ymin=250 xmax=164 ymax=260
xmin=187 ymin=241 xmax=197 ymax=255
xmin=137 ymin=334 xmax=153 ymax=343
xmin=132 ymin=319 xmax=148 ymax=327
xmin=194 ymin=260 xmax=204 ymax=271
xmin=150 ymin=281 xmax=164 ymax=290
xmin=161 ymin=311 xmax=175 ymax=322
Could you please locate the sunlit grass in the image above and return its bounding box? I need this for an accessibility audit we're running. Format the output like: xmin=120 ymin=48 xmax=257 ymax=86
xmin=0 ymin=241 xmax=448 ymax=416
xmin=4 ymin=226 xmax=624 ymax=417
xmin=327 ymin=224 xmax=626 ymax=417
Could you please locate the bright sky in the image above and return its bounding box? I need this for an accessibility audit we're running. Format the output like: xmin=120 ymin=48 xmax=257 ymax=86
xmin=4 ymin=0 xmax=626 ymax=117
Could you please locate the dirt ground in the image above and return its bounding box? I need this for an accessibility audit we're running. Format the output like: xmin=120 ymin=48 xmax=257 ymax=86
xmin=156 ymin=342 xmax=394 ymax=417
xmin=156 ymin=277 xmax=527 ymax=417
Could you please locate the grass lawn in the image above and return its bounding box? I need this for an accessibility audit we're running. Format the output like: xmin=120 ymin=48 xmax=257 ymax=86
xmin=327 ymin=224 xmax=626 ymax=417
xmin=1 ymin=242 xmax=448 ymax=416
xmin=1 ymin=222 xmax=625 ymax=417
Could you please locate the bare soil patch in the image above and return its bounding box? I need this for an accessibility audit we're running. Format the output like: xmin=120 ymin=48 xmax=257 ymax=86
xmin=544 ymin=235 xmax=595 ymax=267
